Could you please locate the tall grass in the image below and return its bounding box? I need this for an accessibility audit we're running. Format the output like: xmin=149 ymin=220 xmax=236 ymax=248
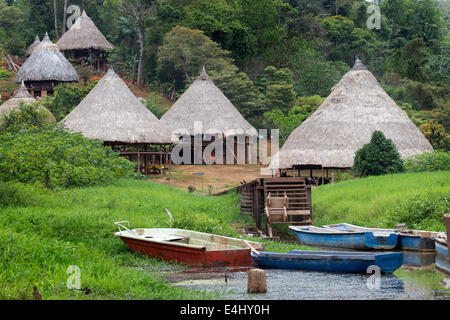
xmin=312 ymin=171 xmax=450 ymax=230
xmin=0 ymin=179 xmax=246 ymax=300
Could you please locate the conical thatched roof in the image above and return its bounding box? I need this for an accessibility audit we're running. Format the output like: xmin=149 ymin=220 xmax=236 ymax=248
xmin=61 ymin=67 xmax=171 ymax=144
xmin=15 ymin=33 xmax=79 ymax=83
xmin=26 ymin=34 xmax=40 ymax=56
xmin=0 ymin=82 xmax=55 ymax=122
xmin=270 ymin=58 xmax=434 ymax=170
xmin=56 ymin=11 xmax=115 ymax=51
xmin=160 ymin=67 xmax=257 ymax=137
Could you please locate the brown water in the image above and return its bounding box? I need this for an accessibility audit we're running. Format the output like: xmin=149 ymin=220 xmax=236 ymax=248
xmin=167 ymin=252 xmax=450 ymax=300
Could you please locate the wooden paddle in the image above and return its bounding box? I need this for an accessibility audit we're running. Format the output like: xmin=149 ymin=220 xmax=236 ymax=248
xmin=243 ymin=239 xmax=260 ymax=255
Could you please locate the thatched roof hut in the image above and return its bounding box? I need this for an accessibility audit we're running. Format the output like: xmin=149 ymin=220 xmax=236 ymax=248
xmin=270 ymin=58 xmax=433 ymax=171
xmin=15 ymin=33 xmax=79 ymax=84
xmin=26 ymin=34 xmax=40 ymax=56
xmin=0 ymin=82 xmax=55 ymax=123
xmin=56 ymin=11 xmax=115 ymax=52
xmin=160 ymin=68 xmax=257 ymax=137
xmin=61 ymin=67 xmax=171 ymax=144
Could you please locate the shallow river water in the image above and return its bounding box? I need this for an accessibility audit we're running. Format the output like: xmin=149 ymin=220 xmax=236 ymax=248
xmin=167 ymin=251 xmax=450 ymax=300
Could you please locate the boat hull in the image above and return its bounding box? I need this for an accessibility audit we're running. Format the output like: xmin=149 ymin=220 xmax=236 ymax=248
xmin=323 ymin=223 xmax=436 ymax=251
xmin=289 ymin=226 xmax=398 ymax=250
xmin=435 ymin=240 xmax=449 ymax=274
xmin=251 ymin=250 xmax=403 ymax=274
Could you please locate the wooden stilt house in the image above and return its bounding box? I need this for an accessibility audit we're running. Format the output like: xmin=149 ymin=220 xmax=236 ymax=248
xmin=160 ymin=67 xmax=257 ymax=165
xmin=56 ymin=11 xmax=116 ymax=72
xmin=61 ymin=67 xmax=173 ymax=175
xmin=15 ymin=33 xmax=79 ymax=97
xmin=269 ymin=58 xmax=434 ymax=184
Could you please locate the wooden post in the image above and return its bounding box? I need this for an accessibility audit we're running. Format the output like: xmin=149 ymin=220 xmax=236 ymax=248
xmin=247 ymin=269 xmax=267 ymax=293
xmin=137 ymin=151 xmax=140 ymax=174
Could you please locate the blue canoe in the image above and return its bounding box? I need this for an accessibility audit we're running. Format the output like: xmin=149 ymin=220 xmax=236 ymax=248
xmin=323 ymin=223 xmax=437 ymax=252
xmin=289 ymin=226 xmax=398 ymax=250
xmin=435 ymin=237 xmax=449 ymax=274
xmin=250 ymin=250 xmax=404 ymax=273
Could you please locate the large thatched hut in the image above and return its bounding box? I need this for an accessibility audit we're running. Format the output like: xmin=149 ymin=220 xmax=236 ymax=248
xmin=0 ymin=81 xmax=55 ymax=124
xmin=62 ymin=67 xmax=173 ymax=175
xmin=160 ymin=68 xmax=257 ymax=164
xmin=26 ymin=34 xmax=40 ymax=57
xmin=270 ymin=58 xmax=433 ymax=182
xmin=56 ymin=11 xmax=115 ymax=71
xmin=15 ymin=33 xmax=79 ymax=97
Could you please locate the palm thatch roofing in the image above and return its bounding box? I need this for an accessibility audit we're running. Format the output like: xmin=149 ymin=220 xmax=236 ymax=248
xmin=56 ymin=11 xmax=116 ymax=52
xmin=270 ymin=58 xmax=434 ymax=170
xmin=15 ymin=33 xmax=79 ymax=83
xmin=61 ymin=67 xmax=172 ymax=144
xmin=160 ymin=67 xmax=257 ymax=137
xmin=0 ymin=82 xmax=55 ymax=122
xmin=26 ymin=34 xmax=40 ymax=56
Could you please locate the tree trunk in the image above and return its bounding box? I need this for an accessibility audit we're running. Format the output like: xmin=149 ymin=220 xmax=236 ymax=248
xmin=54 ymin=0 xmax=60 ymax=39
xmin=62 ymin=0 xmax=68 ymax=35
xmin=137 ymin=26 xmax=145 ymax=86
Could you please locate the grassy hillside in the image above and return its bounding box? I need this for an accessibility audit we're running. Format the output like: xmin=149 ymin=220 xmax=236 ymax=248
xmin=311 ymin=171 xmax=450 ymax=230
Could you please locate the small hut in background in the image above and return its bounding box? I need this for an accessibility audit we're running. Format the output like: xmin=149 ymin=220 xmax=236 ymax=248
xmin=56 ymin=11 xmax=116 ymax=72
xmin=15 ymin=33 xmax=79 ymax=98
xmin=26 ymin=34 xmax=40 ymax=57
xmin=62 ymin=67 xmax=173 ymax=175
xmin=0 ymin=81 xmax=55 ymax=124
xmin=160 ymin=68 xmax=257 ymax=165
xmin=270 ymin=58 xmax=434 ymax=184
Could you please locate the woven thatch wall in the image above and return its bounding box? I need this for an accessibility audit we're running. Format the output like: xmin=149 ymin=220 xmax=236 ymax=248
xmin=270 ymin=58 xmax=433 ymax=170
xmin=160 ymin=68 xmax=257 ymax=138
xmin=62 ymin=67 xmax=172 ymax=144
xmin=0 ymin=82 xmax=55 ymax=123
xmin=56 ymin=11 xmax=115 ymax=52
xmin=15 ymin=33 xmax=79 ymax=83
xmin=26 ymin=34 xmax=40 ymax=56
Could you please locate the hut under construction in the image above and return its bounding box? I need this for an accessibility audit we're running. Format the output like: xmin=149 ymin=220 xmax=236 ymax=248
xmin=56 ymin=11 xmax=116 ymax=71
xmin=26 ymin=34 xmax=40 ymax=57
xmin=160 ymin=68 xmax=257 ymax=165
xmin=62 ymin=67 xmax=173 ymax=175
xmin=15 ymin=33 xmax=79 ymax=98
xmin=0 ymin=81 xmax=55 ymax=124
xmin=269 ymin=58 xmax=434 ymax=184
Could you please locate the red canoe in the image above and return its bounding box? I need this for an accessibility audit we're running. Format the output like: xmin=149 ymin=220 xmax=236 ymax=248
xmin=114 ymin=222 xmax=265 ymax=267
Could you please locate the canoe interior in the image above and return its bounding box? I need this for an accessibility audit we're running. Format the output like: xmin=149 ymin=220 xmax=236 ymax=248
xmin=115 ymin=228 xmax=264 ymax=252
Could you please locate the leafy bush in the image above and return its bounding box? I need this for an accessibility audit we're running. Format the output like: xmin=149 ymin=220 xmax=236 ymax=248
xmin=0 ymin=103 xmax=55 ymax=131
xmin=404 ymin=151 xmax=450 ymax=172
xmin=41 ymin=81 xmax=97 ymax=121
xmin=0 ymin=125 xmax=135 ymax=188
xmin=0 ymin=68 xmax=12 ymax=80
xmin=0 ymin=181 xmax=50 ymax=207
xmin=353 ymin=131 xmax=404 ymax=177
xmin=387 ymin=192 xmax=450 ymax=231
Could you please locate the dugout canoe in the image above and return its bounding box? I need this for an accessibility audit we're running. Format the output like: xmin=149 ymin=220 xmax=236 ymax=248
xmin=289 ymin=226 xmax=398 ymax=250
xmin=114 ymin=222 xmax=265 ymax=267
xmin=322 ymin=223 xmax=437 ymax=252
xmin=250 ymin=250 xmax=404 ymax=273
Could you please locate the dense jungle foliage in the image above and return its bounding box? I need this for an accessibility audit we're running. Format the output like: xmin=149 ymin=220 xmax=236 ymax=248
xmin=0 ymin=0 xmax=448 ymax=150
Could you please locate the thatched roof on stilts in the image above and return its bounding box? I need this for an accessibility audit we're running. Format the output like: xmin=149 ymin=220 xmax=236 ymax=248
xmin=270 ymin=58 xmax=433 ymax=170
xmin=0 ymin=81 xmax=55 ymax=122
xmin=15 ymin=33 xmax=79 ymax=83
xmin=56 ymin=11 xmax=115 ymax=52
xmin=61 ymin=67 xmax=171 ymax=144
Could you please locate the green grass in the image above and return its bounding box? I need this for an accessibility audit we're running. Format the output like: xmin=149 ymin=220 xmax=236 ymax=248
xmin=1 ymin=171 xmax=449 ymax=299
xmin=311 ymin=171 xmax=450 ymax=230
xmin=0 ymin=180 xmax=253 ymax=299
